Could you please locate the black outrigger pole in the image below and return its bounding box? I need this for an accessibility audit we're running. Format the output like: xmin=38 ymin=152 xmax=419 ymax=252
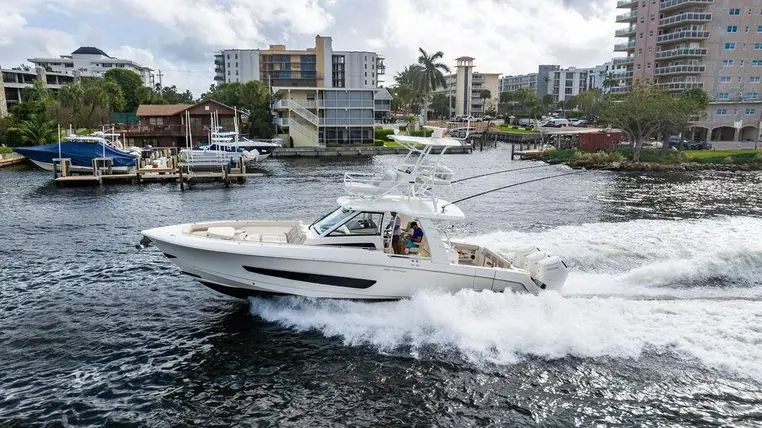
xmin=451 ymin=164 xmax=556 ymax=184
xmin=442 ymin=170 xmax=584 ymax=212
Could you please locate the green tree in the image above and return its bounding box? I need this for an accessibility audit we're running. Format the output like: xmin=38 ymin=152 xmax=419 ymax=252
xmin=602 ymin=73 xmax=619 ymax=94
xmin=18 ymin=114 xmax=57 ymax=145
xmin=21 ymin=79 xmax=53 ymax=104
xmin=202 ymin=81 xmax=274 ymax=138
xmin=573 ymin=89 xmax=603 ymax=121
xmin=429 ymin=93 xmax=450 ymax=119
xmin=599 ymin=83 xmax=706 ymax=162
xmin=392 ymin=65 xmax=425 ymax=113
xmin=104 ymin=68 xmax=144 ymax=112
xmin=160 ymin=85 xmax=194 ymax=104
xmin=416 ymin=48 xmax=450 ymax=122
xmin=55 ymin=77 xmax=125 ymax=128
xmin=479 ymin=89 xmax=491 ymax=116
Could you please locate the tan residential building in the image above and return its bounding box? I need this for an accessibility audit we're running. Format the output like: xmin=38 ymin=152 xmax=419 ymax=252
xmin=214 ymin=35 xmax=385 ymax=89
xmin=432 ymin=56 xmax=500 ymax=118
xmin=613 ymin=0 xmax=762 ymax=141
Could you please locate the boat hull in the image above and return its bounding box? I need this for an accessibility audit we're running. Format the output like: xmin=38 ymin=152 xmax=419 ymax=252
xmin=14 ymin=141 xmax=138 ymax=172
xmin=142 ymin=225 xmax=539 ymax=300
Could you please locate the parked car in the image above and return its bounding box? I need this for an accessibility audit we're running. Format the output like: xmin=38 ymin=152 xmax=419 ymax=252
xmin=540 ymin=118 xmax=571 ymax=127
xmin=570 ymin=119 xmax=588 ymax=127
xmin=667 ymin=136 xmax=712 ymax=150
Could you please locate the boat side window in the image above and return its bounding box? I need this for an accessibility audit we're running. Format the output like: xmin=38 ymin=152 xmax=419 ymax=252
xmin=328 ymin=212 xmax=384 ymax=236
xmin=311 ymin=207 xmax=355 ymax=235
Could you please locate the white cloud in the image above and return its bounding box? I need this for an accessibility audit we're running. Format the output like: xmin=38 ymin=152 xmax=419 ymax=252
xmin=0 ymin=0 xmax=621 ymax=97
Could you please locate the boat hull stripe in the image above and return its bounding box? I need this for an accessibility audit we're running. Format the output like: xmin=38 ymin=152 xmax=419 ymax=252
xmin=242 ymin=266 xmax=376 ymax=289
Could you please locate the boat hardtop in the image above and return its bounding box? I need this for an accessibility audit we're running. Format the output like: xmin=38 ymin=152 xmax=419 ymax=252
xmin=142 ymin=132 xmax=569 ymax=300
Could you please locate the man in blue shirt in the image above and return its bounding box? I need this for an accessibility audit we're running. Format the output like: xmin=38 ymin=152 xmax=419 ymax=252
xmin=407 ymin=221 xmax=424 ymax=250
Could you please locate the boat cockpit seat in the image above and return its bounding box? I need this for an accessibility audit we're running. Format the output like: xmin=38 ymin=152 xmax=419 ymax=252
xmin=206 ymin=226 xmax=236 ymax=240
xmin=286 ymin=222 xmax=307 ymax=244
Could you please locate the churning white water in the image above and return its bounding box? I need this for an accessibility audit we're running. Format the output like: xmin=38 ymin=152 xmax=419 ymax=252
xmin=250 ymin=216 xmax=762 ymax=380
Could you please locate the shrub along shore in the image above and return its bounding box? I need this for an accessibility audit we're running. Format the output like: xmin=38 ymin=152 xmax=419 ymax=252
xmin=537 ymin=148 xmax=762 ymax=171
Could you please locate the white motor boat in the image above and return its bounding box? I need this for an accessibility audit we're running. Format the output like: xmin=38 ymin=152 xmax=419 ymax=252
xmin=142 ymin=135 xmax=568 ymax=300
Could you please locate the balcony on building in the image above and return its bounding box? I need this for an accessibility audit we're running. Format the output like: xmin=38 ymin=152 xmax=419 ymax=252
xmin=614 ymin=40 xmax=636 ymax=52
xmin=614 ymin=70 xmax=634 ymax=79
xmin=656 ymin=30 xmax=710 ymax=44
xmin=613 ymin=56 xmax=635 ymax=66
xmin=659 ymin=0 xmax=714 ymax=13
xmin=615 ymin=26 xmax=636 ymax=37
xmin=656 ymin=81 xmax=704 ymax=91
xmin=610 ymin=86 xmax=631 ymax=94
xmin=658 ymin=12 xmax=711 ymax=28
xmin=214 ymin=55 xmax=224 ymax=66
xmin=654 ymin=64 xmax=706 ymax=75
xmin=655 ymin=47 xmax=708 ymax=60
xmin=213 ymin=74 xmax=225 ymax=82
xmin=616 ymin=0 xmax=638 ymax=8
xmin=615 ymin=10 xmax=638 ymax=23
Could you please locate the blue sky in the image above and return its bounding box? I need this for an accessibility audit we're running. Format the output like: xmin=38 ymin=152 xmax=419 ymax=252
xmin=0 ymin=0 xmax=619 ymax=97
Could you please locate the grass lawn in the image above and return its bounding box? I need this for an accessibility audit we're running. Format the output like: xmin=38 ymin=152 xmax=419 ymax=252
xmin=684 ymin=150 xmax=759 ymax=163
xmin=492 ymin=125 xmax=540 ymax=134
xmin=384 ymin=141 xmax=405 ymax=148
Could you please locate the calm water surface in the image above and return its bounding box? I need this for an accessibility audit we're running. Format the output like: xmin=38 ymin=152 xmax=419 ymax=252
xmin=1 ymin=146 xmax=761 ymax=427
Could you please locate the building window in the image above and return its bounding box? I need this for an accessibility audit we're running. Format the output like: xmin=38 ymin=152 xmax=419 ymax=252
xmin=235 ymin=54 xmax=238 ymax=59
xmin=747 ymin=92 xmax=760 ymax=100
xmin=753 ymin=60 xmax=762 ymax=67
xmin=720 ymin=76 xmax=731 ymax=83
xmin=746 ymin=108 xmax=756 ymax=115
xmin=723 ymin=60 xmax=734 ymax=67
xmin=725 ymin=42 xmax=736 ymax=50
xmin=727 ymin=25 xmax=738 ymax=32
xmin=751 ymin=76 xmax=762 ymax=83
xmin=730 ymin=8 xmax=741 ymax=15
xmin=717 ymin=93 xmax=729 ymax=100
xmin=758 ymin=25 xmax=762 ymax=32
xmin=716 ymin=108 xmax=727 ymax=115
xmin=235 ymin=62 xmax=238 ymax=67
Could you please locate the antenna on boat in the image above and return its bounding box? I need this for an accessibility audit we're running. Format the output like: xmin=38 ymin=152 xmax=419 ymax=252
xmin=57 ymin=124 xmax=61 ymax=159
xmin=442 ymin=170 xmax=584 ymax=212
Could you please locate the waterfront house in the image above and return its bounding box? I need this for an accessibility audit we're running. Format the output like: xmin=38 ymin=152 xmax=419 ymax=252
xmin=119 ymin=99 xmax=238 ymax=147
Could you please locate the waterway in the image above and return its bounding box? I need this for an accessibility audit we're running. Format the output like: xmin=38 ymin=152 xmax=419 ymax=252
xmin=1 ymin=146 xmax=761 ymax=426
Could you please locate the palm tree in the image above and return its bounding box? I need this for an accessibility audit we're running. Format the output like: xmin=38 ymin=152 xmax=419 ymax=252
xmin=19 ymin=114 xmax=56 ymax=145
xmin=602 ymin=73 xmax=618 ymax=94
xmin=416 ymin=48 xmax=450 ymax=123
xmin=393 ymin=65 xmax=425 ymax=113
xmin=21 ymin=79 xmax=53 ymax=104
xmin=479 ymin=89 xmax=491 ymax=117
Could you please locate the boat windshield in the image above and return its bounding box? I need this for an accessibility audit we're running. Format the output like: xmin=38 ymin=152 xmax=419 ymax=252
xmin=311 ymin=207 xmax=355 ymax=235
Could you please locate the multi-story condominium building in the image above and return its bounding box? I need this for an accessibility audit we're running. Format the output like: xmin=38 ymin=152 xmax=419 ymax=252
xmin=27 ymin=47 xmax=153 ymax=85
xmin=498 ymin=65 xmax=560 ymax=98
xmin=614 ymin=0 xmax=761 ymax=141
xmin=499 ymin=73 xmax=538 ymax=93
xmin=432 ymin=56 xmax=501 ymax=117
xmin=1 ymin=65 xmax=75 ymax=114
xmin=214 ymin=35 xmax=385 ymax=89
xmin=272 ymin=87 xmax=381 ymax=147
xmin=549 ymin=67 xmax=593 ymax=102
xmin=587 ymin=61 xmax=617 ymax=92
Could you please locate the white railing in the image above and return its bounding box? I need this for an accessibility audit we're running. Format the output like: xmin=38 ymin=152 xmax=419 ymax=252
xmin=273 ymin=99 xmax=319 ymax=125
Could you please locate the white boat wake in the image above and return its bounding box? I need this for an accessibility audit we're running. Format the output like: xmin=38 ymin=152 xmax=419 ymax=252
xmin=249 ymin=216 xmax=762 ymax=381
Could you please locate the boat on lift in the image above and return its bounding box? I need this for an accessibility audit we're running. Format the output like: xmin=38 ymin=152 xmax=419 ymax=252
xmin=141 ymin=133 xmax=568 ymax=300
xmin=14 ymin=134 xmax=139 ymax=173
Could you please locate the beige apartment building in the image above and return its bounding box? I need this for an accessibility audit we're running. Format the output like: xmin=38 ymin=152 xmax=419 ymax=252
xmin=614 ymin=0 xmax=762 ymax=142
xmin=432 ymin=57 xmax=500 ymax=118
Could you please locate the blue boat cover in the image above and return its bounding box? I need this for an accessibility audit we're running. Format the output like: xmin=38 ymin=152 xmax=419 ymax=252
xmin=14 ymin=139 xmax=137 ymax=168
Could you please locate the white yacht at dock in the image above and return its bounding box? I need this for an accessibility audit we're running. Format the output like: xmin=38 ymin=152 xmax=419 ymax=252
xmin=142 ymin=130 xmax=568 ymax=300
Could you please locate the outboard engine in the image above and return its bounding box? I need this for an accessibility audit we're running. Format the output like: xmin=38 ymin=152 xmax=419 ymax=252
xmin=532 ymin=255 xmax=569 ymax=291
xmin=512 ymin=245 xmax=539 ymax=269
xmin=524 ymin=250 xmax=548 ymax=275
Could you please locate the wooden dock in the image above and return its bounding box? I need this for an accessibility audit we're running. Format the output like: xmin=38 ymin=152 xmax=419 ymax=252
xmin=0 ymin=153 xmax=26 ymax=168
xmin=52 ymin=156 xmax=263 ymax=189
